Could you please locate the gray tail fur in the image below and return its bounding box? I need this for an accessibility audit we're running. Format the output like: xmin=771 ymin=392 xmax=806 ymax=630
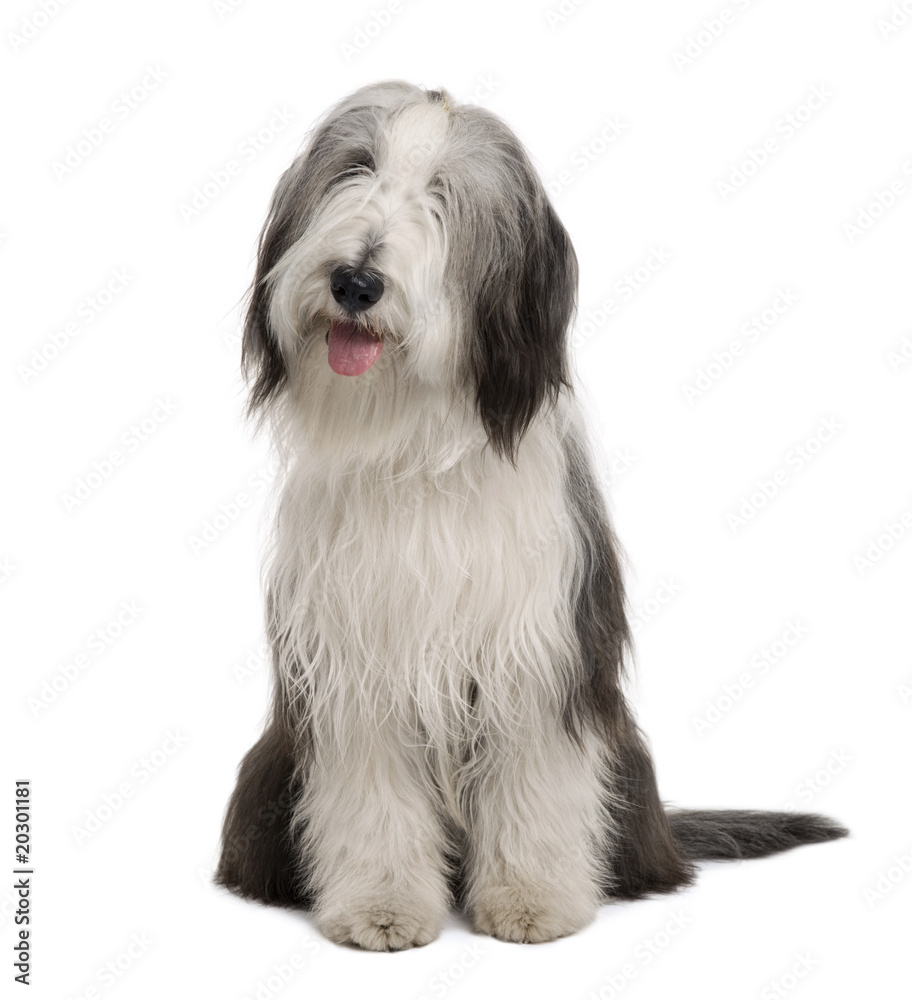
xmin=667 ymin=809 xmax=848 ymax=861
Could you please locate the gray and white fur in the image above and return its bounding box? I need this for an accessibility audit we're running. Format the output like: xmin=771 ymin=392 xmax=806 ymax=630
xmin=216 ymin=80 xmax=847 ymax=949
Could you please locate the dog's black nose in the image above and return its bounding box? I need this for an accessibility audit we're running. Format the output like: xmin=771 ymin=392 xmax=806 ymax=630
xmin=330 ymin=266 xmax=384 ymax=312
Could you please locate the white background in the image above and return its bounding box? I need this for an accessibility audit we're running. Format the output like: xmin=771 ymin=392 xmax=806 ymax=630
xmin=3 ymin=0 xmax=911 ymax=997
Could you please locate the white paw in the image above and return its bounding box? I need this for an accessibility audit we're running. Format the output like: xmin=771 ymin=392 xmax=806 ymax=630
xmin=318 ymin=894 xmax=442 ymax=951
xmin=472 ymin=883 xmax=596 ymax=943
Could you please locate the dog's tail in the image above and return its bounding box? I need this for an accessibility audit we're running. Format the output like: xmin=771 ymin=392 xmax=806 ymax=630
xmin=667 ymin=808 xmax=848 ymax=861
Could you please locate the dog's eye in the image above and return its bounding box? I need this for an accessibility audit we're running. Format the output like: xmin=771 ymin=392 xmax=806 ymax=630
xmin=348 ymin=151 xmax=376 ymax=174
xmin=427 ymin=184 xmax=447 ymax=225
xmin=329 ymin=152 xmax=376 ymax=190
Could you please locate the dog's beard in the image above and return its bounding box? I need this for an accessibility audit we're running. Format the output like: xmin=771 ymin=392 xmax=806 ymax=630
xmin=274 ymin=316 xmax=468 ymax=468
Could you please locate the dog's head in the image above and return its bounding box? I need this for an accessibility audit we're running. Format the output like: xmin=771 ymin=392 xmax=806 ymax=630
xmin=243 ymin=80 xmax=578 ymax=461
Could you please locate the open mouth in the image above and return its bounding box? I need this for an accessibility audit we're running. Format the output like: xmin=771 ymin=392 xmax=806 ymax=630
xmin=326 ymin=319 xmax=383 ymax=376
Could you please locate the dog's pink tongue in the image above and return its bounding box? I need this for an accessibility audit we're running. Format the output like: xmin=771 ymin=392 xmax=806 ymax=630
xmin=327 ymin=320 xmax=383 ymax=376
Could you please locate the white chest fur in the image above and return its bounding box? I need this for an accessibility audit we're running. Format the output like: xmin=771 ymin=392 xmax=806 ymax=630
xmin=267 ymin=414 xmax=582 ymax=754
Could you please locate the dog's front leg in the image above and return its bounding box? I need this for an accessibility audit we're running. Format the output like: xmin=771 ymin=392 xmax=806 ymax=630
xmin=465 ymin=711 xmax=608 ymax=943
xmin=299 ymin=719 xmax=451 ymax=951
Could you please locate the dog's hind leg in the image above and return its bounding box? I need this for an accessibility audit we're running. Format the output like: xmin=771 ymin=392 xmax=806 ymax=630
xmin=601 ymin=716 xmax=696 ymax=900
xmin=215 ymin=715 xmax=306 ymax=908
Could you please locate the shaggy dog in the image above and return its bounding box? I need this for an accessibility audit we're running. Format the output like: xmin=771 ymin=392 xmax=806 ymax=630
xmin=216 ymin=80 xmax=846 ymax=950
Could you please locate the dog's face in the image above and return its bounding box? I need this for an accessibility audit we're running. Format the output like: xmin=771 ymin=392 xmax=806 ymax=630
xmin=243 ymin=80 xmax=578 ymax=460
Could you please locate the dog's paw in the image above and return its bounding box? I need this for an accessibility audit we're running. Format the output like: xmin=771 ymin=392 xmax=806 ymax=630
xmin=317 ymin=894 xmax=442 ymax=951
xmin=471 ymin=883 xmax=596 ymax=944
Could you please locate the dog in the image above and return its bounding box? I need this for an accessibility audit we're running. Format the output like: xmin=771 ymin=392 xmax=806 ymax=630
xmin=216 ymin=80 xmax=847 ymax=950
